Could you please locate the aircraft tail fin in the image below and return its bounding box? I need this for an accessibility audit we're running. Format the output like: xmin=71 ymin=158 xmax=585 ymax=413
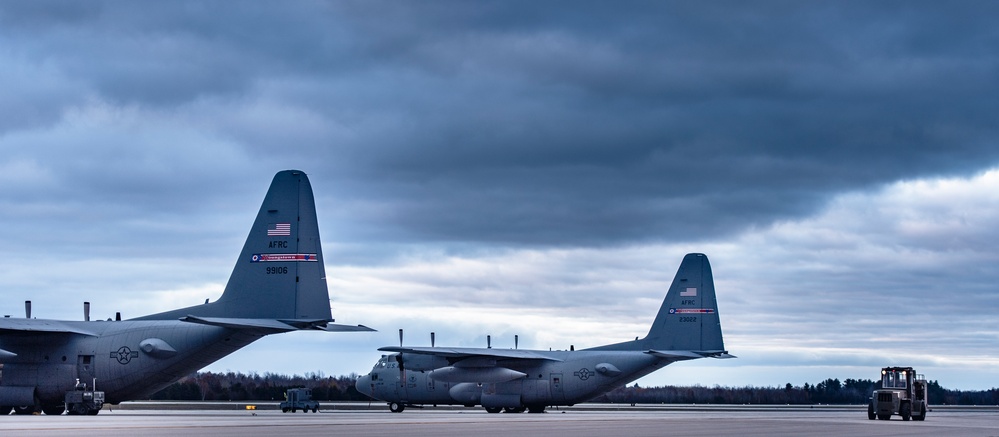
xmin=136 ymin=170 xmax=333 ymax=322
xmin=589 ymin=253 xmax=728 ymax=354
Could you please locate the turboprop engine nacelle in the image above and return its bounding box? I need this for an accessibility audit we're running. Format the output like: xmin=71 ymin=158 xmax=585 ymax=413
xmin=429 ymin=366 xmax=526 ymax=383
xmin=448 ymin=383 xmax=481 ymax=404
xmin=397 ymin=353 xmax=449 ymax=371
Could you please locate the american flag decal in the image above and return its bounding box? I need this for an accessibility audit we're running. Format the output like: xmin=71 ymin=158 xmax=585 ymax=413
xmin=267 ymin=223 xmax=291 ymax=236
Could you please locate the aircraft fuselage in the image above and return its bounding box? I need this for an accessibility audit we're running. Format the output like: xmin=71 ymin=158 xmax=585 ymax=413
xmin=356 ymin=351 xmax=669 ymax=409
xmin=1 ymin=319 xmax=261 ymax=405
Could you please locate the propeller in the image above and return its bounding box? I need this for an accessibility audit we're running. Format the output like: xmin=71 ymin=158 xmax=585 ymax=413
xmin=515 ymin=334 xmax=519 ymax=350
xmin=396 ymin=328 xmax=406 ymax=372
xmin=431 ymin=332 xmax=436 ymax=347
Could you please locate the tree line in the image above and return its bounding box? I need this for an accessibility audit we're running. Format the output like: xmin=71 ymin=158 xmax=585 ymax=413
xmin=148 ymin=371 xmax=368 ymax=402
xmin=593 ymin=378 xmax=998 ymax=405
xmin=149 ymin=372 xmax=998 ymax=405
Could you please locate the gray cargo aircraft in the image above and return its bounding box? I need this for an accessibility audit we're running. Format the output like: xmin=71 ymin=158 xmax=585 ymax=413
xmin=0 ymin=170 xmax=372 ymax=415
xmin=356 ymin=253 xmax=733 ymax=413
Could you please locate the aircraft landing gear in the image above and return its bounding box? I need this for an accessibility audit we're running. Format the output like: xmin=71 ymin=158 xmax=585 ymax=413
xmin=41 ymin=405 xmax=65 ymax=416
xmin=13 ymin=405 xmax=37 ymax=415
xmin=503 ymin=406 xmax=526 ymax=413
xmin=0 ymin=406 xmax=12 ymax=415
xmin=527 ymin=405 xmax=546 ymax=414
xmin=64 ymin=406 xmax=99 ymax=415
xmin=484 ymin=407 xmax=502 ymax=414
xmin=389 ymin=402 xmax=405 ymax=413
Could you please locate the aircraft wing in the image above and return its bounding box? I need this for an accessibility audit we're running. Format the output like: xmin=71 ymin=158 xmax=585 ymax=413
xmin=0 ymin=319 xmax=98 ymax=362
xmin=0 ymin=318 xmax=97 ymax=336
xmin=378 ymin=346 xmax=562 ymax=362
xmin=647 ymin=349 xmax=737 ymax=360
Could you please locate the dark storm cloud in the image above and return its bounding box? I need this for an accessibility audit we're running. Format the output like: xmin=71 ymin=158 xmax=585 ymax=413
xmin=2 ymin=1 xmax=998 ymax=248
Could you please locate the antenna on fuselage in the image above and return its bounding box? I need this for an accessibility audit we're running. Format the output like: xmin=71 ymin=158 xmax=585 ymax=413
xmin=487 ymin=335 xmax=492 ymax=349
xmin=431 ymin=332 xmax=436 ymax=347
xmin=515 ymin=334 xmax=519 ymax=350
xmin=84 ymin=302 xmax=90 ymax=322
xmin=24 ymin=300 xmax=30 ymax=319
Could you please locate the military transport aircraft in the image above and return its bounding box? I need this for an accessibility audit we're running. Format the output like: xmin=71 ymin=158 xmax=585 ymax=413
xmin=355 ymin=253 xmax=734 ymax=413
xmin=0 ymin=170 xmax=372 ymax=415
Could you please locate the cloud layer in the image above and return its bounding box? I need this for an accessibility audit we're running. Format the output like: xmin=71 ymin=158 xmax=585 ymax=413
xmin=0 ymin=2 xmax=997 ymax=389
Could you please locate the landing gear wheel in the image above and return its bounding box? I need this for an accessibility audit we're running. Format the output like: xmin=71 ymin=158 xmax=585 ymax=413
xmin=484 ymin=407 xmax=502 ymax=414
xmin=867 ymin=403 xmax=876 ymax=420
xmin=66 ymin=404 xmax=95 ymax=416
xmin=13 ymin=405 xmax=36 ymax=415
xmin=41 ymin=406 xmax=65 ymax=416
xmin=0 ymin=406 xmax=13 ymax=415
xmin=504 ymin=406 xmax=526 ymax=413
xmin=282 ymin=407 xmax=289 ymax=413
xmin=389 ymin=402 xmax=405 ymax=413
xmin=527 ymin=405 xmax=546 ymax=414
xmin=900 ymin=402 xmax=911 ymax=421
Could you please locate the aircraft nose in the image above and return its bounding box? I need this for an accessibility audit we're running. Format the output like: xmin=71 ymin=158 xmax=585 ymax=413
xmin=355 ymin=374 xmax=372 ymax=396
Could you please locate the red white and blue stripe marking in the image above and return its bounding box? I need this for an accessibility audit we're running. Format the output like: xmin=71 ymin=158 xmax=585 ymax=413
xmin=251 ymin=253 xmax=318 ymax=262
xmin=669 ymin=308 xmax=715 ymax=314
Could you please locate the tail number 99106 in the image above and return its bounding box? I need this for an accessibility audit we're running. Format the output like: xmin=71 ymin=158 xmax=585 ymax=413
xmin=266 ymin=266 xmax=288 ymax=275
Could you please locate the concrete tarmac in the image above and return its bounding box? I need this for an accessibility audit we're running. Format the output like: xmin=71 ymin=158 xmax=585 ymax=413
xmin=2 ymin=405 xmax=996 ymax=437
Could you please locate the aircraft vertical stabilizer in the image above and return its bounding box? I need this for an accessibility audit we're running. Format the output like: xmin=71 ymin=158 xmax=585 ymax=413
xmin=642 ymin=253 xmax=724 ymax=352
xmin=135 ymin=170 xmax=332 ymax=321
xmin=588 ymin=253 xmax=727 ymax=354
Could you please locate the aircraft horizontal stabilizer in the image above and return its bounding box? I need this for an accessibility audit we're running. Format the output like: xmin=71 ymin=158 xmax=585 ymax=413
xmin=0 ymin=318 xmax=97 ymax=336
xmin=316 ymin=323 xmax=376 ymax=332
xmin=647 ymin=350 xmax=737 ymax=360
xmin=179 ymin=316 xmax=300 ymax=332
xmin=378 ymin=346 xmax=563 ymax=361
xmin=180 ymin=316 xmax=374 ymax=333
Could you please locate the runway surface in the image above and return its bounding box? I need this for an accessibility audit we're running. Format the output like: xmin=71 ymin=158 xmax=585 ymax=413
xmin=2 ymin=406 xmax=996 ymax=437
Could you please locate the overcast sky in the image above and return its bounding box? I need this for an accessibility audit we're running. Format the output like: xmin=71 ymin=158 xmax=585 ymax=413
xmin=1 ymin=1 xmax=997 ymax=391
